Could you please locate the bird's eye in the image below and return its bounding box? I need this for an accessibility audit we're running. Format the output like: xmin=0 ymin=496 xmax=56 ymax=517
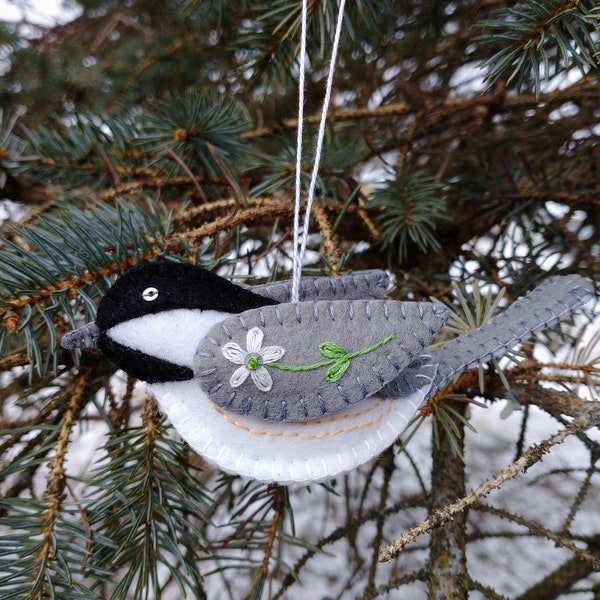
xmin=142 ymin=287 xmax=159 ymax=302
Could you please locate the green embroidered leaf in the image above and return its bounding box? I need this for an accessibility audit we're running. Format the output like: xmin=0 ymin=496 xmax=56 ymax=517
xmin=324 ymin=359 xmax=350 ymax=382
xmin=269 ymin=334 xmax=397 ymax=381
xmin=319 ymin=341 xmax=349 ymax=359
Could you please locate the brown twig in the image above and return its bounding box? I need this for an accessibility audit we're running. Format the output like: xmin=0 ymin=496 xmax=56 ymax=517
xmin=477 ymin=504 xmax=600 ymax=571
xmin=361 ymin=449 xmax=396 ymax=598
xmin=0 ymin=352 xmax=30 ymax=371
xmin=33 ymin=367 xmax=91 ymax=597
xmin=427 ymin=401 xmax=468 ymax=599
xmin=161 ymin=144 xmax=208 ymax=202
xmin=514 ymin=535 xmax=600 ymax=600
xmin=257 ymin=485 xmax=286 ymax=585
xmin=378 ymin=414 xmax=593 ymax=562
xmin=311 ymin=202 xmax=341 ymax=273
xmin=179 ymin=196 xmax=379 ymax=251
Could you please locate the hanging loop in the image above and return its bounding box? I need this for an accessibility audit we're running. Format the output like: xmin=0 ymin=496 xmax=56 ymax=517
xmin=291 ymin=0 xmax=347 ymax=303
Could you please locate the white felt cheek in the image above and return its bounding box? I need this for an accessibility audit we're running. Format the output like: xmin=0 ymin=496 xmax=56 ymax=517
xmin=150 ymin=379 xmax=432 ymax=485
xmin=107 ymin=309 xmax=229 ymax=369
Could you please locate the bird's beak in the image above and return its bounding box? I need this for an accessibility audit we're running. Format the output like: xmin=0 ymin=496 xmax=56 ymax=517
xmin=61 ymin=322 xmax=101 ymax=349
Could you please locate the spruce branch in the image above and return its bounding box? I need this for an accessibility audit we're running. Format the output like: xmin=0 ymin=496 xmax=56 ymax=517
xmin=247 ymin=484 xmax=287 ymax=600
xmin=1 ymin=2 xmax=598 ymax=597
xmin=86 ymin=397 xmax=211 ymax=599
xmin=427 ymin=400 xmax=468 ymax=600
xmin=367 ymin=166 xmax=448 ymax=263
xmin=513 ymin=535 xmax=600 ymax=600
xmin=0 ymin=107 xmax=28 ymax=191
xmin=0 ymin=367 xmax=102 ymax=599
xmin=378 ymin=413 xmax=595 ymax=563
xmin=248 ymin=126 xmax=363 ymax=200
xmin=560 ymin=455 xmax=598 ymax=536
xmin=32 ymin=368 xmax=91 ymax=599
xmin=0 ymin=351 xmax=29 ymax=371
xmin=15 ymin=115 xmax=141 ymax=187
xmin=361 ymin=448 xmax=395 ymax=599
xmin=477 ymin=504 xmax=600 ymax=571
xmin=180 ymin=196 xmax=377 ymax=252
xmin=310 ymin=202 xmax=342 ymax=272
xmin=0 ymin=200 xmax=167 ymax=374
xmin=137 ymin=89 xmax=251 ymax=178
xmin=273 ymin=483 xmax=429 ymax=600
xmin=479 ymin=0 xmax=600 ymax=97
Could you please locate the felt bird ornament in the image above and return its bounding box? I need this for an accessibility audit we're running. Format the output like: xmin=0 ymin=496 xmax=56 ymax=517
xmin=62 ymin=262 xmax=594 ymax=484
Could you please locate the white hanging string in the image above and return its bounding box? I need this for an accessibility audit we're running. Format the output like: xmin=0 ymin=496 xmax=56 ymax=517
xmin=291 ymin=0 xmax=346 ymax=303
xmin=291 ymin=0 xmax=308 ymax=304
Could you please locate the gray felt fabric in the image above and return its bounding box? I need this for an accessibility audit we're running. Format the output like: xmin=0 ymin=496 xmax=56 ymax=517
xmin=195 ymin=299 xmax=449 ymax=421
xmin=250 ymin=271 xmax=391 ymax=304
xmin=426 ymin=274 xmax=594 ymax=393
xmin=61 ymin=321 xmax=102 ymax=349
xmin=197 ymin=274 xmax=594 ymax=421
xmin=378 ymin=355 xmax=437 ymax=399
xmin=384 ymin=274 xmax=595 ymax=400
xmin=62 ymin=269 xmax=594 ymax=425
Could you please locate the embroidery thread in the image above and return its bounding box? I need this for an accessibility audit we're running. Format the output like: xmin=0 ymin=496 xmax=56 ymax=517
xmin=222 ymin=328 xmax=397 ymax=388
xmin=221 ymin=327 xmax=285 ymax=391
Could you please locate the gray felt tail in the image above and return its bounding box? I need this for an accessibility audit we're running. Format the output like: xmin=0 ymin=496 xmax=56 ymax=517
xmin=429 ymin=274 xmax=594 ymax=393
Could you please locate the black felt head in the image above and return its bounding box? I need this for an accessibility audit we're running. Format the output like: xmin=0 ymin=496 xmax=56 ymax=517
xmin=95 ymin=261 xmax=276 ymax=331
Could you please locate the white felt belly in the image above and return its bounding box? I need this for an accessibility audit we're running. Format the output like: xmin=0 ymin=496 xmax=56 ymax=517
xmin=149 ymin=378 xmax=432 ymax=485
xmin=107 ymin=309 xmax=229 ymax=369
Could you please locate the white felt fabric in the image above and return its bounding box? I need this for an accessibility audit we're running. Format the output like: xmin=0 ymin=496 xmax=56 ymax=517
xmin=107 ymin=308 xmax=229 ymax=369
xmin=149 ymin=377 xmax=432 ymax=484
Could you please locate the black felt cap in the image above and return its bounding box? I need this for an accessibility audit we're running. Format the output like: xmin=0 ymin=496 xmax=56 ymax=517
xmin=95 ymin=261 xmax=276 ymax=330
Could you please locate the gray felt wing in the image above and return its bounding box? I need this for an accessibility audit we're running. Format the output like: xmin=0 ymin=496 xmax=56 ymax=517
xmin=194 ymin=299 xmax=449 ymax=422
xmin=249 ymin=271 xmax=391 ymax=303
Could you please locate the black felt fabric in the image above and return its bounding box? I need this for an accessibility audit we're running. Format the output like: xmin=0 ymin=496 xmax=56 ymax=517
xmin=97 ymin=333 xmax=194 ymax=383
xmin=96 ymin=261 xmax=276 ymax=330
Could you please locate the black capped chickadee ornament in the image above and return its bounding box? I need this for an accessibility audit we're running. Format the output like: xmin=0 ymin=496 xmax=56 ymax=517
xmin=62 ymin=262 xmax=594 ymax=484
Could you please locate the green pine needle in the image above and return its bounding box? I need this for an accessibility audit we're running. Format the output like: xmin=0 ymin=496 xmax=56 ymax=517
xmin=479 ymin=1 xmax=600 ymax=98
xmin=367 ymin=166 xmax=448 ymax=263
xmin=137 ymin=89 xmax=250 ymax=177
xmin=0 ymin=199 xmax=169 ymax=375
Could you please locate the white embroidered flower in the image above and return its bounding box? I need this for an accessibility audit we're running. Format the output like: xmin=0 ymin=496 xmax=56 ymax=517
xmin=221 ymin=327 xmax=285 ymax=392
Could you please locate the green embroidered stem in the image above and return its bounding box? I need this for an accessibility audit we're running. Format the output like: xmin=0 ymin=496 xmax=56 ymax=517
xmin=269 ymin=359 xmax=333 ymax=372
xmin=269 ymin=332 xmax=396 ymax=382
xmin=344 ymin=332 xmax=397 ymax=360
